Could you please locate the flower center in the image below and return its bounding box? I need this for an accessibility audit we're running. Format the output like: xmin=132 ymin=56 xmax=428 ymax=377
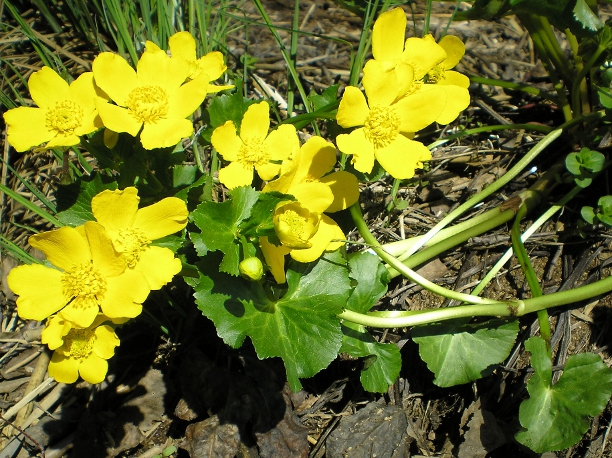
xmin=115 ymin=228 xmax=150 ymax=268
xmin=426 ymin=65 xmax=445 ymax=83
xmin=364 ymin=106 xmax=401 ymax=149
xmin=125 ymin=86 xmax=169 ymax=124
xmin=279 ymin=209 xmax=306 ymax=238
xmin=62 ymin=263 xmax=107 ymax=301
xmin=64 ymin=328 xmax=95 ymax=360
xmin=46 ymin=100 xmax=83 ymax=135
xmin=238 ymin=138 xmax=269 ymax=168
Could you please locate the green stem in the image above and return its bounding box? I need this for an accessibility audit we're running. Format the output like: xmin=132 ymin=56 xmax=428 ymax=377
xmin=386 ymin=179 xmax=401 ymax=212
xmin=571 ymin=43 xmax=606 ymax=116
xmin=339 ymin=270 xmax=612 ymax=328
xmin=350 ymin=203 xmax=500 ymax=305
xmin=511 ymin=204 xmax=551 ymax=356
xmin=469 ymin=75 xmax=558 ymax=103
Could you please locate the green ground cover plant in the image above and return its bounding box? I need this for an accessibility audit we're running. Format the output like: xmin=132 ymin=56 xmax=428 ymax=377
xmin=3 ymin=0 xmax=612 ymax=454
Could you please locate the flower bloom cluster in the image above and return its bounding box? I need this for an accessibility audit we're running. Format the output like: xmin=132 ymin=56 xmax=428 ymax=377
xmin=3 ymin=31 xmax=231 ymax=152
xmin=335 ymin=7 xmax=470 ymax=179
xmin=7 ymin=188 xmax=188 ymax=384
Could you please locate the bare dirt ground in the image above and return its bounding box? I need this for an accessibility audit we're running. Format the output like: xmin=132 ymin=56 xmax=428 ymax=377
xmin=1 ymin=1 xmax=612 ymax=457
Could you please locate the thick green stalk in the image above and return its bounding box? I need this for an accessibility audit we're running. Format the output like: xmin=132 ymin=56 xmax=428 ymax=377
xmin=350 ymin=203 xmax=500 ymax=305
xmin=571 ymin=43 xmax=607 ymax=116
xmin=511 ymin=204 xmax=551 ymax=356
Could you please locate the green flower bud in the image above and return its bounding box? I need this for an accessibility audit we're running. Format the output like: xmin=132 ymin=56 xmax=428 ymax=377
xmin=239 ymin=257 xmax=264 ymax=281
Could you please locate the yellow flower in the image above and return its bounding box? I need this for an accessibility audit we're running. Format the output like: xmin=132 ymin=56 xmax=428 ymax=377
xmin=3 ymin=67 xmax=106 ymax=152
xmin=260 ymin=137 xmax=356 ymax=282
xmin=91 ymin=187 xmax=188 ymax=290
xmin=211 ymin=101 xmax=299 ymax=188
xmin=147 ymin=31 xmax=234 ymax=92
xmin=335 ymin=81 xmax=445 ymax=179
xmin=47 ymin=315 xmax=120 ymax=384
xmin=273 ymin=201 xmax=320 ymax=249
xmin=7 ymin=222 xmax=150 ymax=328
xmin=91 ymin=48 xmax=209 ymax=149
xmin=364 ymin=7 xmax=470 ymax=124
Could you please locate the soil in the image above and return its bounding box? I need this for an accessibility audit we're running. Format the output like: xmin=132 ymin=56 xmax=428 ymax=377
xmin=1 ymin=1 xmax=612 ymax=457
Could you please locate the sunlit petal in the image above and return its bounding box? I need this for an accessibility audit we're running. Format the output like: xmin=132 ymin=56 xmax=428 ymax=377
xmin=94 ymin=100 xmax=142 ymax=136
xmin=29 ymin=226 xmax=91 ymax=270
xmin=263 ymin=124 xmax=299 ymax=161
xmin=100 ymin=270 xmax=149 ymax=319
xmin=395 ymin=87 xmax=447 ymax=132
xmin=375 ymin=135 xmax=431 ymax=179
xmin=92 ymin=188 xmax=139 ymax=232
xmin=240 ymin=101 xmax=270 ymax=140
xmin=219 ymin=161 xmax=254 ymax=189
xmin=4 ymin=107 xmax=53 ymax=152
xmin=402 ymin=35 xmax=447 ymax=80
xmin=297 ymin=136 xmax=337 ymax=180
xmin=140 ymin=118 xmax=194 ymax=150
xmin=78 ymin=354 xmax=109 ymax=384
xmin=133 ymin=197 xmax=188 ymax=240
xmin=92 ymin=325 xmax=120 ymax=359
xmin=320 ymin=171 xmax=360 ymax=212
xmin=336 ymin=87 xmax=369 ymax=128
xmin=438 ymin=35 xmax=465 ymax=70
xmin=260 ymin=236 xmax=290 ymax=284
xmin=48 ymin=353 xmax=80 ymax=384
xmin=336 ymin=129 xmax=375 ymax=173
xmin=211 ymin=121 xmax=241 ymax=161
xmin=169 ymin=31 xmax=197 ymax=61
xmin=92 ymin=52 xmax=138 ymax=106
xmin=8 ymin=265 xmax=65 ymax=321
xmin=28 ymin=67 xmax=69 ymax=109
xmin=134 ymin=246 xmax=182 ymax=290
xmin=85 ymin=222 xmax=126 ymax=277
xmin=372 ymin=7 xmax=406 ymax=62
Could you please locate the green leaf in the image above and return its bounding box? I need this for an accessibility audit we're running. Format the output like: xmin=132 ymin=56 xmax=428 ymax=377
xmin=599 ymin=87 xmax=612 ymax=109
xmin=412 ymin=318 xmax=519 ymax=387
xmin=338 ymin=252 xmax=398 ymax=393
xmin=516 ymin=337 xmax=612 ymax=452
xmin=206 ymin=89 xmax=260 ymax=131
xmin=596 ymin=195 xmax=612 ymax=226
xmin=572 ymin=0 xmax=603 ymax=31
xmin=340 ymin=322 xmax=401 ymax=393
xmin=189 ymin=186 xmax=260 ymax=275
xmin=581 ymin=206 xmax=596 ymax=224
xmin=55 ymin=174 xmax=118 ymax=226
xmin=240 ymin=191 xmax=294 ymax=238
xmin=309 ymin=84 xmax=339 ymax=111
xmin=189 ymin=250 xmax=351 ymax=391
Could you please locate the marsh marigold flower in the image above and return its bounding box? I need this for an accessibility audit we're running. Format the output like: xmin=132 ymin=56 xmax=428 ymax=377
xmin=364 ymin=7 xmax=469 ymax=124
xmin=3 ymin=67 xmax=107 ymax=152
xmin=46 ymin=314 xmax=120 ymax=384
xmin=92 ymin=48 xmax=209 ymax=149
xmin=211 ymin=101 xmax=299 ymax=188
xmin=7 ymin=222 xmax=150 ymax=328
xmin=260 ymin=137 xmax=357 ymax=282
xmin=91 ymin=187 xmax=188 ymax=290
xmin=335 ymin=76 xmax=446 ymax=179
xmin=146 ymin=31 xmax=233 ymax=92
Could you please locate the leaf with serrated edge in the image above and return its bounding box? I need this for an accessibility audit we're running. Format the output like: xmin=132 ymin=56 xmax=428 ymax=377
xmin=516 ymin=336 xmax=612 ymax=453
xmin=191 ymin=250 xmax=350 ymax=391
xmin=412 ymin=318 xmax=519 ymax=387
xmin=189 ymin=186 xmax=259 ymax=275
xmin=341 ymin=322 xmax=401 ymax=393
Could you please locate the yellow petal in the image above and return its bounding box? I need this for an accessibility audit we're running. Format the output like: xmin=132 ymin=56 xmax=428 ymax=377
xmin=79 ymin=353 xmax=109 ymax=384
xmin=320 ymin=171 xmax=360 ymax=212
xmin=362 ymin=61 xmax=403 ymax=107
xmin=74 ymin=111 xmax=103 ymax=137
xmin=8 ymin=264 xmax=65 ymax=321
xmin=140 ymin=118 xmax=193 ymax=149
xmin=255 ymin=162 xmax=282 ymax=181
xmin=104 ymin=129 xmax=119 ymax=149
xmin=92 ymin=52 xmax=138 ymax=106
xmin=211 ymin=121 xmax=241 ymax=161
xmin=263 ymin=124 xmax=299 ymax=162
xmin=137 ymin=50 xmax=189 ymax=95
xmin=41 ymin=314 xmax=72 ymax=350
xmin=336 ymin=129 xmax=375 ymax=173
xmin=289 ymin=182 xmax=334 ymax=214
xmin=4 ymin=107 xmax=53 ymax=152
xmin=336 ymin=86 xmax=369 ymax=128
xmin=61 ymin=296 xmax=100 ymax=327
xmin=85 ymin=221 xmax=126 ymax=277
xmin=134 ymin=197 xmax=188 ymax=240
xmin=46 ymin=133 xmax=81 ymax=148
xmin=197 ymin=51 xmax=227 ymax=81
xmin=92 ymin=325 xmax=120 ymax=359
xmin=372 ymin=7 xmax=406 ymax=62
xmin=92 ymin=188 xmax=139 ymax=232
xmin=433 ymin=84 xmax=470 ymax=124
xmin=259 ymin=236 xmax=290 ymax=283
xmin=219 ymin=161 xmax=254 ymax=189
xmin=29 ymin=226 xmax=91 ymax=270
xmin=438 ymin=35 xmax=465 ymax=70
xmin=100 ymin=270 xmax=149 ymax=319
xmin=402 ymin=35 xmax=447 ymax=80
xmin=28 ymin=67 xmax=69 ymax=109
xmin=395 ymin=86 xmax=447 ymax=132
xmin=206 ymin=83 xmax=235 ymax=94
xmin=48 ymin=353 xmax=80 ymax=383
xmin=274 ymin=201 xmax=319 ymax=248
xmin=145 ymin=40 xmax=164 ymax=54
xmin=289 ymin=214 xmax=344 ymax=263
xmin=296 ymin=136 xmax=336 ymax=181
xmin=375 ymin=135 xmax=431 ymax=179
xmin=169 ymin=31 xmax=197 ymax=62
xmin=69 ymin=72 xmax=102 ymax=113
xmin=167 ymin=72 xmax=209 ymax=119
xmin=134 ymin=246 xmax=182 ymax=289
xmin=94 ymin=99 xmax=142 ymax=136
xmin=439 ymin=70 xmax=470 ymax=89
xmin=322 ymin=214 xmax=346 ymax=252
xmin=240 ymin=101 xmax=270 ymax=140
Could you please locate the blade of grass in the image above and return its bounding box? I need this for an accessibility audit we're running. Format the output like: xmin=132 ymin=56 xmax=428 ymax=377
xmin=0 ymin=235 xmax=39 ymax=265
xmin=0 ymin=158 xmax=56 ymax=213
xmin=0 ymin=183 xmax=63 ymax=228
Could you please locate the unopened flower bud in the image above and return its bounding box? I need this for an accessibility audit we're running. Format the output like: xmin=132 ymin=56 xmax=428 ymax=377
xmin=239 ymin=257 xmax=264 ymax=281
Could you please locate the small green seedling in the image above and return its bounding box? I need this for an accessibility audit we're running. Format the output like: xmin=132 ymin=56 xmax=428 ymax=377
xmin=565 ymin=147 xmax=605 ymax=187
xmin=581 ymin=195 xmax=612 ymax=227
